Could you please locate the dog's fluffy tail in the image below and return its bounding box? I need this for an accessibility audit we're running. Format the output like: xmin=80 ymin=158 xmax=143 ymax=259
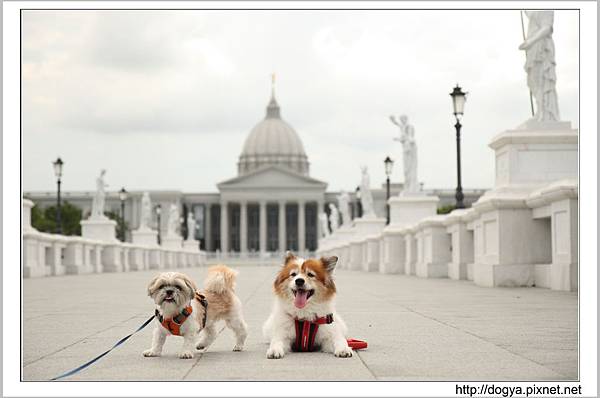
xmin=204 ymin=265 xmax=238 ymax=294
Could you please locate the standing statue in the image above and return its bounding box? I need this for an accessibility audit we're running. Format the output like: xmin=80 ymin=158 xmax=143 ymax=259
xmin=519 ymin=10 xmax=560 ymax=122
xmin=390 ymin=115 xmax=419 ymax=194
xmin=138 ymin=192 xmax=153 ymax=231
xmin=328 ymin=203 xmax=340 ymax=232
xmin=359 ymin=166 xmax=376 ymax=218
xmin=336 ymin=190 xmax=352 ymax=228
xmin=186 ymin=212 xmax=197 ymax=241
xmin=319 ymin=212 xmax=330 ymax=238
xmin=167 ymin=204 xmax=180 ymax=237
xmin=91 ymin=169 xmax=108 ymax=219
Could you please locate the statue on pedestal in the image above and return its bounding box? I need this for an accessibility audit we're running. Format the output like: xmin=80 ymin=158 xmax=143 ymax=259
xmin=138 ymin=192 xmax=152 ymax=231
xmin=319 ymin=212 xmax=330 ymax=238
xmin=519 ymin=10 xmax=560 ymax=123
xmin=91 ymin=169 xmax=108 ymax=220
xmin=186 ymin=212 xmax=197 ymax=241
xmin=167 ymin=204 xmax=180 ymax=237
xmin=390 ymin=115 xmax=419 ymax=194
xmin=328 ymin=203 xmax=340 ymax=232
xmin=337 ymin=190 xmax=351 ymax=227
xmin=359 ymin=166 xmax=376 ymax=218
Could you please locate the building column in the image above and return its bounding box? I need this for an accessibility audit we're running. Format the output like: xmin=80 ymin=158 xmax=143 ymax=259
xmin=240 ymin=201 xmax=248 ymax=254
xmin=259 ymin=200 xmax=267 ymax=255
xmin=316 ymin=200 xmax=324 ymax=242
xmin=220 ymin=201 xmax=229 ymax=253
xmin=298 ymin=201 xmax=306 ymax=253
xmin=205 ymin=204 xmax=212 ymax=251
xmin=278 ymin=200 xmax=286 ymax=253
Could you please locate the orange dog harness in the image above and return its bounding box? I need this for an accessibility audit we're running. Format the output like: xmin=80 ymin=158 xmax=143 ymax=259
xmin=155 ymin=292 xmax=208 ymax=336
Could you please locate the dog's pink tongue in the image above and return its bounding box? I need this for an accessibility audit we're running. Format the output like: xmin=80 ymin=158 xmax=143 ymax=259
xmin=294 ymin=290 xmax=309 ymax=308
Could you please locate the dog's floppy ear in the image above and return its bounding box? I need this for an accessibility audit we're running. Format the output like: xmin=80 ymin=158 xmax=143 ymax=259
xmin=321 ymin=256 xmax=338 ymax=274
xmin=181 ymin=274 xmax=198 ymax=297
xmin=147 ymin=274 xmax=162 ymax=297
xmin=284 ymin=251 xmax=296 ymax=265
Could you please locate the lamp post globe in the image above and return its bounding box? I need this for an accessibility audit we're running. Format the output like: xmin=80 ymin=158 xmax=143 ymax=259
xmin=52 ymin=157 xmax=64 ymax=234
xmin=384 ymin=156 xmax=394 ymax=224
xmin=450 ymin=84 xmax=467 ymax=209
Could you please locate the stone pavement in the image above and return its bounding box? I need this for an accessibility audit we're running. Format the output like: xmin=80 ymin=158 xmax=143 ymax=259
xmin=22 ymin=265 xmax=578 ymax=381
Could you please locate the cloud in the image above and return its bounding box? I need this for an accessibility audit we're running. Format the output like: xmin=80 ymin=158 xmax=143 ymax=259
xmin=21 ymin=10 xmax=579 ymax=193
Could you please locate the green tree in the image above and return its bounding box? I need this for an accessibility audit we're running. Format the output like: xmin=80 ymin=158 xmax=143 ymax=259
xmin=31 ymin=201 xmax=83 ymax=235
xmin=437 ymin=204 xmax=456 ymax=215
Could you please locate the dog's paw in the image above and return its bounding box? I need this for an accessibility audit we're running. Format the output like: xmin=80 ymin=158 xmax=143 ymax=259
xmin=232 ymin=344 xmax=244 ymax=352
xmin=196 ymin=342 xmax=206 ymax=350
xmin=178 ymin=350 xmax=194 ymax=359
xmin=266 ymin=347 xmax=285 ymax=359
xmin=142 ymin=349 xmax=161 ymax=357
xmin=334 ymin=347 xmax=353 ymax=358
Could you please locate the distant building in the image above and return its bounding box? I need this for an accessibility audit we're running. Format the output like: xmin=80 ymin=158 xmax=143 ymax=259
xmin=25 ymin=87 xmax=486 ymax=253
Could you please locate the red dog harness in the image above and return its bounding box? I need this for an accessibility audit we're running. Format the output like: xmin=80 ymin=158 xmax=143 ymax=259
xmin=155 ymin=292 xmax=208 ymax=336
xmin=292 ymin=314 xmax=368 ymax=352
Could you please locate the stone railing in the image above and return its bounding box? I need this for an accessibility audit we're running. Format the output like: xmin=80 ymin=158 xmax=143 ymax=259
xmin=317 ymin=179 xmax=578 ymax=292
xmin=22 ymin=199 xmax=207 ymax=278
xmin=318 ymin=119 xmax=578 ymax=292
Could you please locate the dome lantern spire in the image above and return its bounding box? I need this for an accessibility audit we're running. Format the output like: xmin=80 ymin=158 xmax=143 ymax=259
xmin=266 ymin=73 xmax=281 ymax=119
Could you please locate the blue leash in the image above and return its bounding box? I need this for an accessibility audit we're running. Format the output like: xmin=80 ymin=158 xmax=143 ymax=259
xmin=51 ymin=314 xmax=156 ymax=381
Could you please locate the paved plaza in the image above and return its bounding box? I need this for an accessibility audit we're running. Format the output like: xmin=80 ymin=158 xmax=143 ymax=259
xmin=23 ymin=265 xmax=578 ymax=381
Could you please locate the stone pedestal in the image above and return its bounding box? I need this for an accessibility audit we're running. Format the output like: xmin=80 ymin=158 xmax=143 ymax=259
xmin=128 ymin=246 xmax=147 ymax=271
xmin=162 ymin=235 xmax=183 ymax=250
xmin=404 ymin=229 xmax=417 ymax=275
xmin=183 ymin=239 xmax=201 ymax=252
xmin=149 ymin=249 xmax=163 ymax=270
xmin=470 ymin=121 xmax=577 ymax=287
xmin=414 ymin=216 xmax=451 ymax=278
xmin=328 ymin=227 xmax=355 ymax=268
xmin=132 ymin=229 xmax=159 ymax=247
xmin=388 ymin=195 xmax=439 ymax=227
xmin=364 ymin=235 xmax=382 ymax=272
xmin=443 ymin=209 xmax=474 ymax=280
xmin=380 ymin=195 xmax=439 ymax=274
xmin=102 ymin=244 xmax=125 ymax=272
xmin=23 ymin=199 xmax=35 ymax=232
xmin=379 ymin=228 xmax=406 ymax=274
xmin=81 ymin=218 xmax=117 ymax=243
xmin=347 ymin=217 xmax=386 ymax=270
xmin=490 ymin=121 xmax=578 ymax=189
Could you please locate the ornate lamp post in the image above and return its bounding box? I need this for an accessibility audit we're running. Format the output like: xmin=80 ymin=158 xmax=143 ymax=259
xmin=450 ymin=84 xmax=467 ymax=209
xmin=384 ymin=156 xmax=394 ymax=224
xmin=355 ymin=186 xmax=362 ymax=218
xmin=118 ymin=187 xmax=128 ymax=242
xmin=155 ymin=204 xmax=162 ymax=245
xmin=52 ymin=157 xmax=64 ymax=234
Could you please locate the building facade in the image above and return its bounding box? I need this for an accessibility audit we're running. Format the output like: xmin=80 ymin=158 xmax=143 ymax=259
xmin=25 ymin=89 xmax=486 ymax=254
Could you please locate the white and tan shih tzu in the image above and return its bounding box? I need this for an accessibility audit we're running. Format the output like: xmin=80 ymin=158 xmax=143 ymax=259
xmin=262 ymin=252 xmax=353 ymax=359
xmin=143 ymin=266 xmax=248 ymax=359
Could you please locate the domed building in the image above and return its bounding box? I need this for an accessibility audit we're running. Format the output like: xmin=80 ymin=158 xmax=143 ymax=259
xmin=215 ymin=86 xmax=327 ymax=254
xmin=25 ymin=83 xmax=486 ymax=256
xmin=238 ymin=89 xmax=310 ymax=176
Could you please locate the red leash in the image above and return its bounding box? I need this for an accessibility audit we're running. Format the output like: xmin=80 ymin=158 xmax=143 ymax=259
xmin=347 ymin=338 xmax=368 ymax=350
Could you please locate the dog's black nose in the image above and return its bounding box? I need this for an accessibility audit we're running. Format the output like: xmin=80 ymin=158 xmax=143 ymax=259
xmin=165 ymin=289 xmax=174 ymax=295
xmin=295 ymin=278 xmax=305 ymax=287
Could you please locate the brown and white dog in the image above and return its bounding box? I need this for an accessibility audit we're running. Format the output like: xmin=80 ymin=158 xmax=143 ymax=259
xmin=143 ymin=266 xmax=247 ymax=359
xmin=262 ymin=252 xmax=353 ymax=359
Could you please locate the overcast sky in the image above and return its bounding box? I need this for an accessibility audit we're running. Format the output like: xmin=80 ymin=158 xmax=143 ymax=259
xmin=22 ymin=10 xmax=579 ymax=194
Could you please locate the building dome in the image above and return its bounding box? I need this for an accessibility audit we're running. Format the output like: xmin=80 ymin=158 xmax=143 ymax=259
xmin=238 ymin=88 xmax=309 ymax=176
